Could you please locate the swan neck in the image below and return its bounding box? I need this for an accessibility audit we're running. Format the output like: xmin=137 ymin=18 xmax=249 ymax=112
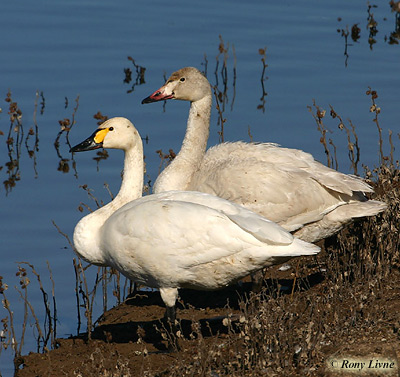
xmin=73 ymin=141 xmax=144 ymax=265
xmin=180 ymin=95 xmax=212 ymax=159
xmin=114 ymin=143 xmax=144 ymax=208
xmin=154 ymin=94 xmax=212 ymax=193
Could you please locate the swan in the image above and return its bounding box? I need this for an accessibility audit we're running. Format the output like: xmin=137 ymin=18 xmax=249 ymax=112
xmin=142 ymin=67 xmax=386 ymax=243
xmin=69 ymin=117 xmax=320 ymax=334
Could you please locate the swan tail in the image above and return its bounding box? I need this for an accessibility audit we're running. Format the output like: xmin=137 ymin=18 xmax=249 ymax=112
xmin=293 ymin=199 xmax=387 ymax=243
xmin=326 ymin=200 xmax=387 ymax=222
xmin=290 ymin=238 xmax=321 ymax=256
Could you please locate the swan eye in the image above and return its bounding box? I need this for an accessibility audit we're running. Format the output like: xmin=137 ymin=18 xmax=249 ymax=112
xmin=180 ymin=77 xmax=185 ymax=82
xmin=109 ymin=127 xmax=114 ymax=131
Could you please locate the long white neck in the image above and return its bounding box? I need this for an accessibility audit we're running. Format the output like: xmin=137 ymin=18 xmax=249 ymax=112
xmin=73 ymin=142 xmax=144 ymax=265
xmin=112 ymin=143 xmax=144 ymax=210
xmin=154 ymin=94 xmax=212 ymax=193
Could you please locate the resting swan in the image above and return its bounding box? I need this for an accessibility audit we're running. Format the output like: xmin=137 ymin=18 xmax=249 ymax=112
xmin=70 ymin=117 xmax=320 ymax=331
xmin=142 ymin=67 xmax=386 ymax=243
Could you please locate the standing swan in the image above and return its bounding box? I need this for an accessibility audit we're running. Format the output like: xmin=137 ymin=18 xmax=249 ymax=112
xmin=70 ymin=117 xmax=320 ymax=338
xmin=142 ymin=67 xmax=386 ymax=243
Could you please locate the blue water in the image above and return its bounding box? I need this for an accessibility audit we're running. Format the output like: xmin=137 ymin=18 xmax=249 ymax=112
xmin=1 ymin=0 xmax=399 ymax=374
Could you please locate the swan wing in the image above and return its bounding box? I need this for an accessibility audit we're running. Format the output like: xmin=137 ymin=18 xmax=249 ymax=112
xmin=188 ymin=142 xmax=374 ymax=230
xmin=189 ymin=156 xmax=338 ymax=230
xmin=157 ymin=191 xmax=295 ymax=245
xmin=101 ymin=201 xmax=249 ymax=276
xmin=119 ymin=191 xmax=295 ymax=244
xmin=205 ymin=142 xmax=373 ymax=195
xmin=102 ymin=194 xmax=296 ymax=271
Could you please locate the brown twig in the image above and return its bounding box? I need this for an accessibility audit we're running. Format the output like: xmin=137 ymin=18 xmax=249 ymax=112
xmin=366 ymin=87 xmax=384 ymax=163
xmin=0 ymin=277 xmax=18 ymax=357
xmin=18 ymin=262 xmax=54 ymax=351
xmin=213 ymin=86 xmax=227 ymax=143
xmin=307 ymin=100 xmax=333 ymax=168
xmin=46 ymin=261 xmax=57 ymax=349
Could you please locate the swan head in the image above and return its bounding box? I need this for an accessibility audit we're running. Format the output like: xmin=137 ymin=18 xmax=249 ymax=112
xmin=142 ymin=67 xmax=211 ymax=104
xmin=70 ymin=117 xmax=141 ymax=153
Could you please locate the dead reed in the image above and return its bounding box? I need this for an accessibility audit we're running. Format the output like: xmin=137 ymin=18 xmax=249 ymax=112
xmin=1 ymin=90 xmax=40 ymax=194
xmin=337 ymin=2 xmax=400 ymax=66
xmin=257 ymin=47 xmax=268 ymax=112
xmin=54 ymin=94 xmax=80 ymax=175
xmin=123 ymin=56 xmax=146 ymax=94
xmin=53 ymin=178 xmax=137 ymax=343
xmin=210 ymin=35 xmax=237 ymax=143
xmin=0 ymin=262 xmax=57 ymax=373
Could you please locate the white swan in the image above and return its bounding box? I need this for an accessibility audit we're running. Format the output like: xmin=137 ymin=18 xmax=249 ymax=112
xmin=70 ymin=117 xmax=320 ymax=329
xmin=142 ymin=67 xmax=386 ymax=243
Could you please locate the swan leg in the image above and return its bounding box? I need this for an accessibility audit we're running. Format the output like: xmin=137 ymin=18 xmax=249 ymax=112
xmin=160 ymin=288 xmax=180 ymax=351
xmin=163 ymin=305 xmax=180 ymax=351
xmin=165 ymin=305 xmax=176 ymax=323
xmin=251 ymin=269 xmax=265 ymax=293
